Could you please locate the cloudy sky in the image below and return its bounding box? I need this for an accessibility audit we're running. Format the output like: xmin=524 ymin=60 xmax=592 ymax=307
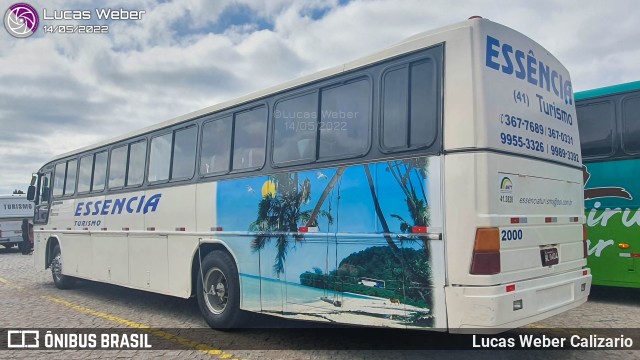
xmin=1 ymin=0 xmax=638 ymax=195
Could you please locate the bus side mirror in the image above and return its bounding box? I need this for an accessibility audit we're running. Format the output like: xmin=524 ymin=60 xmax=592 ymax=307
xmin=27 ymin=185 xmax=36 ymax=201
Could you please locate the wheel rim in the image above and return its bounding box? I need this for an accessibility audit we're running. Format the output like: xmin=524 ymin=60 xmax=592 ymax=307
xmin=203 ymin=267 xmax=228 ymax=314
xmin=52 ymin=253 xmax=62 ymax=281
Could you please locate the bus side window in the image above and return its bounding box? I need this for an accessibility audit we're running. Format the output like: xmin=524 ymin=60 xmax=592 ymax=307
xmin=622 ymin=96 xmax=640 ymax=153
xmin=40 ymin=174 xmax=51 ymax=203
xmin=64 ymin=159 xmax=77 ymax=196
xmin=381 ymin=59 xmax=438 ymax=151
xmin=200 ymin=116 xmax=232 ymax=175
xmin=232 ymin=107 xmax=267 ymax=171
xmin=77 ymin=155 xmax=93 ymax=193
xmin=127 ymin=140 xmax=147 ymax=186
xmin=148 ymin=133 xmax=172 ymax=182
xmin=92 ymin=151 xmax=108 ymax=191
xmin=273 ymin=92 xmax=318 ymax=165
xmin=53 ymin=163 xmax=66 ymax=198
xmin=109 ymin=145 xmax=127 ymax=189
xmin=171 ymin=126 xmax=197 ymax=180
xmin=319 ymin=79 xmax=370 ymax=159
xmin=576 ymin=101 xmax=614 ymax=158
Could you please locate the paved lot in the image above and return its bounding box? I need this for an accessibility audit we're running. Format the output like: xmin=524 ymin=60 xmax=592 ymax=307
xmin=0 ymin=247 xmax=639 ymax=359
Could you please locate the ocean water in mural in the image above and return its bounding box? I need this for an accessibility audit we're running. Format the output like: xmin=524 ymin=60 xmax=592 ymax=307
xmin=217 ymin=157 xmax=437 ymax=327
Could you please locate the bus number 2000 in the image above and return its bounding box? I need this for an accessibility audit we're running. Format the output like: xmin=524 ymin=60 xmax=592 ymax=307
xmin=501 ymin=229 xmax=523 ymax=241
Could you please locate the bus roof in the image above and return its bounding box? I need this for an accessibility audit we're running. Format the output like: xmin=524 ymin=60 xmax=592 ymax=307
xmin=45 ymin=18 xmax=483 ymax=166
xmin=575 ymin=80 xmax=640 ymax=101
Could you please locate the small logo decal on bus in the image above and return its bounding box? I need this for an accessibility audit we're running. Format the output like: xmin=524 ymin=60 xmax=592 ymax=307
xmin=500 ymin=177 xmax=513 ymax=193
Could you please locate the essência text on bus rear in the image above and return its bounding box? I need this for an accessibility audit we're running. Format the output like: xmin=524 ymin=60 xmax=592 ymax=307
xmin=485 ymin=35 xmax=573 ymax=105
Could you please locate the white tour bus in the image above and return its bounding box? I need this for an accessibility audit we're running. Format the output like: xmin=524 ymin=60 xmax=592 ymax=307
xmin=27 ymin=17 xmax=590 ymax=332
xmin=0 ymin=194 xmax=34 ymax=249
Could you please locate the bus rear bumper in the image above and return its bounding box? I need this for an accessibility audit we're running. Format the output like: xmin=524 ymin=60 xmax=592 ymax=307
xmin=445 ymin=268 xmax=591 ymax=333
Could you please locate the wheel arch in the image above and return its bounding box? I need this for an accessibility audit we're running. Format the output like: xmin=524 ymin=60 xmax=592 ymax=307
xmin=45 ymin=235 xmax=61 ymax=269
xmin=189 ymin=239 xmax=241 ymax=298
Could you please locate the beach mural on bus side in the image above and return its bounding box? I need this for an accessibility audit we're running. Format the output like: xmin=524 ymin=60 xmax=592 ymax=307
xmin=217 ymin=156 xmax=438 ymax=328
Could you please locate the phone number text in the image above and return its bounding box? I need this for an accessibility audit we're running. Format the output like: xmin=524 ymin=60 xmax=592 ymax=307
xmin=501 ymin=114 xmax=545 ymax=135
xmin=547 ymin=127 xmax=574 ymax=145
xmin=500 ymin=132 xmax=545 ymax=152
xmin=550 ymin=145 xmax=580 ymax=163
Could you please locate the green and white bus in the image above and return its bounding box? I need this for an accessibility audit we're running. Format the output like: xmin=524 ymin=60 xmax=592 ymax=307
xmin=27 ymin=17 xmax=590 ymax=332
xmin=576 ymin=81 xmax=640 ymax=288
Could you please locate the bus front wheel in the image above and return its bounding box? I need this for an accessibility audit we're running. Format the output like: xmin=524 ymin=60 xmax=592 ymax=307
xmin=196 ymin=250 xmax=244 ymax=329
xmin=51 ymin=244 xmax=76 ymax=289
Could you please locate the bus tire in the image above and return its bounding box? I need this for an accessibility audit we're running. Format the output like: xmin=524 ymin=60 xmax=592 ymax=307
xmin=51 ymin=244 xmax=76 ymax=289
xmin=196 ymin=250 xmax=244 ymax=329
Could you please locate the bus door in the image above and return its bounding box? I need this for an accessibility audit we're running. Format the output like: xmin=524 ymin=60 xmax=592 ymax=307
xmin=33 ymin=171 xmax=51 ymax=268
xmin=34 ymin=172 xmax=52 ymax=225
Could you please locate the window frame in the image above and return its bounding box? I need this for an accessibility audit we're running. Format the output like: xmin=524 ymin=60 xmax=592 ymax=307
xmin=52 ymin=162 xmax=67 ymax=198
xmin=270 ymin=75 xmax=373 ymax=168
xmin=621 ymin=95 xmax=640 ymax=155
xmin=170 ymin=125 xmax=198 ymax=182
xmin=126 ymin=139 xmax=148 ymax=188
xmin=230 ymin=104 xmax=268 ymax=174
xmin=148 ymin=131 xmax=174 ymax=185
xmin=77 ymin=154 xmax=94 ymax=195
xmin=576 ymin=99 xmax=616 ymax=160
xmin=108 ymin=144 xmax=129 ymax=190
xmin=271 ymin=89 xmax=319 ymax=167
xmin=63 ymin=159 xmax=78 ymax=197
xmin=91 ymin=150 xmax=108 ymax=193
xmin=198 ymin=102 xmax=269 ymax=178
xmin=379 ymin=56 xmax=440 ymax=154
xmin=147 ymin=123 xmax=199 ymax=185
xmin=199 ymin=115 xmax=234 ymax=178
xmin=41 ymin=45 xmax=445 ymax=192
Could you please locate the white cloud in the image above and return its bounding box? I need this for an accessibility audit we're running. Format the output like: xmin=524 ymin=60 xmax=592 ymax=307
xmin=1 ymin=0 xmax=639 ymax=194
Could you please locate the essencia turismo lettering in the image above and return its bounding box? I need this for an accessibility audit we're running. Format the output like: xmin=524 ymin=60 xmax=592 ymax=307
xmin=74 ymin=194 xmax=161 ymax=216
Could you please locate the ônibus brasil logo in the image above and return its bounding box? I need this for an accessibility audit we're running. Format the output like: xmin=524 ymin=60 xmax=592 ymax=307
xmin=4 ymin=3 xmax=39 ymax=38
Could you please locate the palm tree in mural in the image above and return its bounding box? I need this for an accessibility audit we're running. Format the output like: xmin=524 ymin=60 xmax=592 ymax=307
xmin=364 ymin=159 xmax=433 ymax=313
xmin=250 ymin=173 xmax=333 ymax=276
xmin=387 ymin=158 xmax=430 ymax=253
xmin=387 ymin=158 xmax=433 ymax=306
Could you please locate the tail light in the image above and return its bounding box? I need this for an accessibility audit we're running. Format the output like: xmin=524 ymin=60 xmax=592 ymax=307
xmin=470 ymin=227 xmax=501 ymax=275
xmin=582 ymin=224 xmax=588 ymax=258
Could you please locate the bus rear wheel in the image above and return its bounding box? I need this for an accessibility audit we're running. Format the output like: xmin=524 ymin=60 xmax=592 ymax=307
xmin=51 ymin=244 xmax=76 ymax=289
xmin=196 ymin=250 xmax=244 ymax=329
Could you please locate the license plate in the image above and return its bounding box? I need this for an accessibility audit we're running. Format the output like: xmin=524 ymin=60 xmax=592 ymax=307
xmin=540 ymin=248 xmax=559 ymax=266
